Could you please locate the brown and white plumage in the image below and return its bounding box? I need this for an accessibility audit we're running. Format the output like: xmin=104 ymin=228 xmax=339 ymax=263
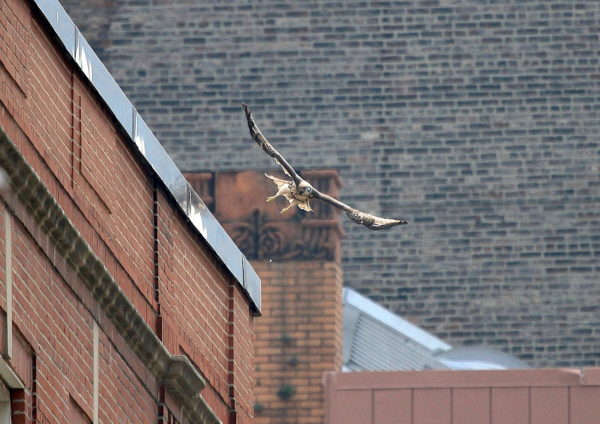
xmin=264 ymin=173 xmax=312 ymax=213
xmin=242 ymin=103 xmax=408 ymax=230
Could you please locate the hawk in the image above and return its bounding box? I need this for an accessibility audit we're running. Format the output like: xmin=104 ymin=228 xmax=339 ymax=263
xmin=241 ymin=103 xmax=408 ymax=230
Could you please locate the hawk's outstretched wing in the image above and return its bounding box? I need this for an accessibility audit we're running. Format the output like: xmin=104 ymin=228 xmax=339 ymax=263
xmin=242 ymin=103 xmax=302 ymax=186
xmin=242 ymin=103 xmax=408 ymax=230
xmin=311 ymin=189 xmax=407 ymax=230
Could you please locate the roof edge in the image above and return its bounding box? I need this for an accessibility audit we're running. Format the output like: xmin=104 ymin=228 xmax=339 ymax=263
xmin=31 ymin=0 xmax=261 ymax=313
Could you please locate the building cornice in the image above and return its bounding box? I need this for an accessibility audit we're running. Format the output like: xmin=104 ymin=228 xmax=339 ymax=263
xmin=0 ymin=126 xmax=220 ymax=424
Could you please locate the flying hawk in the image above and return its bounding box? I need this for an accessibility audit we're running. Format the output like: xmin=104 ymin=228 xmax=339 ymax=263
xmin=241 ymin=103 xmax=408 ymax=230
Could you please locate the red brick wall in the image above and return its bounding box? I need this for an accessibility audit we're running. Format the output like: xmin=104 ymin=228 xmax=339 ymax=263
xmin=157 ymin=189 xmax=230 ymax=419
xmin=157 ymin=192 xmax=256 ymax=423
xmin=0 ymin=0 xmax=255 ymax=422
xmin=202 ymin=170 xmax=344 ymax=424
xmin=232 ymin=285 xmax=256 ymax=424
xmin=0 ymin=199 xmax=158 ymax=424
xmin=1 ymin=0 xmax=159 ymax=332
xmin=253 ymin=261 xmax=343 ymax=424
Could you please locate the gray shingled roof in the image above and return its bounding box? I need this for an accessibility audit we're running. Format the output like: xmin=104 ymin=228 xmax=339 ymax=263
xmin=343 ymin=288 xmax=451 ymax=371
xmin=343 ymin=288 xmax=529 ymax=371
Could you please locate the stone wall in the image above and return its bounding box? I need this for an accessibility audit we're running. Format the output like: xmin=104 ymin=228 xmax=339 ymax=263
xmin=62 ymin=0 xmax=600 ymax=367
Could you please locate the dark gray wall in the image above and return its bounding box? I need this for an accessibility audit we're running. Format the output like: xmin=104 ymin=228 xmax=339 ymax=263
xmin=62 ymin=0 xmax=600 ymax=367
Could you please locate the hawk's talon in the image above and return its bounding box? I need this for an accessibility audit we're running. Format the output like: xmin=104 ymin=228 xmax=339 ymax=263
xmin=280 ymin=204 xmax=294 ymax=214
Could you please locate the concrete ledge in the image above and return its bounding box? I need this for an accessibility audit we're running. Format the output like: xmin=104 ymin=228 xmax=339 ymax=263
xmin=0 ymin=126 xmax=219 ymax=424
xmin=0 ymin=357 xmax=24 ymax=389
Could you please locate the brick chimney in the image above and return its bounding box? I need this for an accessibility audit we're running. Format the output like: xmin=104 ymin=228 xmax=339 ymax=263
xmin=187 ymin=169 xmax=344 ymax=424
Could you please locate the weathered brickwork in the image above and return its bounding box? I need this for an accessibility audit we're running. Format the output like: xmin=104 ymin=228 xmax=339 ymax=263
xmin=63 ymin=0 xmax=600 ymax=367
xmin=252 ymin=261 xmax=343 ymax=424
xmin=9 ymin=212 xmax=158 ymax=423
xmin=205 ymin=169 xmax=344 ymax=424
xmin=0 ymin=0 xmax=256 ymax=422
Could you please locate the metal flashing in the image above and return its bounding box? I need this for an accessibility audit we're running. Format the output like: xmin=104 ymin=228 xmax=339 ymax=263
xmin=36 ymin=0 xmax=76 ymax=56
xmin=31 ymin=0 xmax=260 ymax=313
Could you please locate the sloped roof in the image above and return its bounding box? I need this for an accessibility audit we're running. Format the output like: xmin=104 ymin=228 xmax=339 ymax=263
xmin=343 ymin=288 xmax=451 ymax=371
xmin=343 ymin=288 xmax=529 ymax=371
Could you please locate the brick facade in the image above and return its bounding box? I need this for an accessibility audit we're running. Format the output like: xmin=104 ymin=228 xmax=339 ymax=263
xmin=0 ymin=0 xmax=256 ymax=422
xmin=252 ymin=261 xmax=342 ymax=424
xmin=198 ymin=170 xmax=344 ymax=424
xmin=61 ymin=0 xmax=600 ymax=367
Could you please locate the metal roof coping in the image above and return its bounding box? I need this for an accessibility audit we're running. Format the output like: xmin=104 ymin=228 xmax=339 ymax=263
xmin=31 ymin=0 xmax=261 ymax=314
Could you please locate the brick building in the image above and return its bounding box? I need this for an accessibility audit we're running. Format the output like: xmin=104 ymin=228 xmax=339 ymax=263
xmin=186 ymin=170 xmax=344 ymax=424
xmin=60 ymin=0 xmax=600 ymax=368
xmin=0 ymin=0 xmax=259 ymax=423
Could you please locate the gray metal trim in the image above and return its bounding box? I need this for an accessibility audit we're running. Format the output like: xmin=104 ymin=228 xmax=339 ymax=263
xmin=31 ymin=0 xmax=260 ymax=313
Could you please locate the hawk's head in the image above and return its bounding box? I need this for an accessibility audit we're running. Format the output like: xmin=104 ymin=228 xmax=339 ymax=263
xmin=297 ymin=180 xmax=314 ymax=198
